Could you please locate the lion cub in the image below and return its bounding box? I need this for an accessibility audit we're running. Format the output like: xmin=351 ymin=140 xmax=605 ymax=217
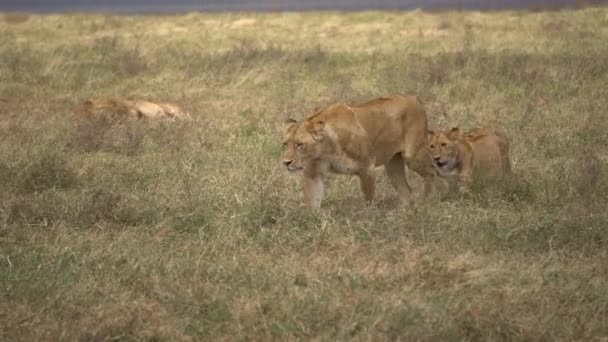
xmin=282 ymin=94 xmax=437 ymax=209
xmin=427 ymin=127 xmax=512 ymax=195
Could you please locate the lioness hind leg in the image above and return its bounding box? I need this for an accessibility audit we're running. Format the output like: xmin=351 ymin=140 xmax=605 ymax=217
xmin=358 ymin=167 xmax=376 ymax=204
xmin=385 ymin=154 xmax=412 ymax=202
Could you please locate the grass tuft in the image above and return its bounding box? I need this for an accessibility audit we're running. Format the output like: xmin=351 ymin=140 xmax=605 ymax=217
xmin=16 ymin=150 xmax=77 ymax=194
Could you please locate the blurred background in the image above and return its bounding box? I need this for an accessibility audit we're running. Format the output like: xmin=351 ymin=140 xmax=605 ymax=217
xmin=0 ymin=0 xmax=605 ymax=13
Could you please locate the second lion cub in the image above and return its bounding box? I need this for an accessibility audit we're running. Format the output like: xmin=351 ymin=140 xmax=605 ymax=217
xmin=427 ymin=127 xmax=512 ymax=195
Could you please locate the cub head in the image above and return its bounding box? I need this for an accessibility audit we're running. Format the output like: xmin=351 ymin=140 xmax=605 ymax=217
xmin=282 ymin=118 xmax=328 ymax=172
xmin=427 ymin=127 xmax=462 ymax=172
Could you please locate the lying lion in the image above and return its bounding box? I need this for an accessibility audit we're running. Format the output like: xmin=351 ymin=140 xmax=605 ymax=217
xmin=282 ymin=94 xmax=437 ymax=208
xmin=427 ymin=127 xmax=512 ymax=195
xmin=73 ymin=97 xmax=189 ymax=122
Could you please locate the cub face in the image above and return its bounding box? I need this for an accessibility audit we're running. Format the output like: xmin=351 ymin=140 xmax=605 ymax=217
xmin=282 ymin=119 xmax=327 ymax=172
xmin=428 ymin=128 xmax=461 ymax=174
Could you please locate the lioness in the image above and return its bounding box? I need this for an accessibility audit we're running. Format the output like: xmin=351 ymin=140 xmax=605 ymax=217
xmin=282 ymin=94 xmax=436 ymax=208
xmin=73 ymin=97 xmax=189 ymax=122
xmin=427 ymin=127 xmax=512 ymax=194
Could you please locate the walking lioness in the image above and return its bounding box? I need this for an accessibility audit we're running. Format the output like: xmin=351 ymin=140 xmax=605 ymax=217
xmin=282 ymin=94 xmax=436 ymax=208
xmin=427 ymin=127 xmax=512 ymax=195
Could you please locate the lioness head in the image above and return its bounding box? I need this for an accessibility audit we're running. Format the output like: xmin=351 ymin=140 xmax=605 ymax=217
xmin=428 ymin=127 xmax=462 ymax=172
xmin=282 ymin=118 xmax=328 ymax=172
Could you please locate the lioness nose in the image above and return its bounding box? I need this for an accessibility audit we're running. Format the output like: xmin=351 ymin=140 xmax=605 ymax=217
xmin=283 ymin=160 xmax=294 ymax=167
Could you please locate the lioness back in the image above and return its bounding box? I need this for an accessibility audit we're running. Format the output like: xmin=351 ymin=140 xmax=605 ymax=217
xmin=348 ymin=94 xmax=429 ymax=166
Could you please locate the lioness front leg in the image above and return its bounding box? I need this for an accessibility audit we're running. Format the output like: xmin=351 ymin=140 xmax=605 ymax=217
xmin=358 ymin=167 xmax=376 ymax=204
xmin=385 ymin=154 xmax=413 ymax=204
xmin=405 ymin=147 xmax=438 ymax=201
xmin=303 ymin=173 xmax=324 ymax=209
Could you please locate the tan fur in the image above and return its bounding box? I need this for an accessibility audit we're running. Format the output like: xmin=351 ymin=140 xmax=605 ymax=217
xmin=73 ymin=97 xmax=190 ymax=122
xmin=282 ymin=94 xmax=437 ymax=208
xmin=427 ymin=127 xmax=512 ymax=194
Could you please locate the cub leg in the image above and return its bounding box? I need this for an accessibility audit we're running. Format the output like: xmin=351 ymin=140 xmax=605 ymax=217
xmin=458 ymin=174 xmax=473 ymax=194
xmin=446 ymin=174 xmax=472 ymax=198
xmin=456 ymin=157 xmax=474 ymax=195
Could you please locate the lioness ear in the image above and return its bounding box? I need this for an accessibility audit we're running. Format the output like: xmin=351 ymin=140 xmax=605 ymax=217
xmin=427 ymin=129 xmax=435 ymax=137
xmin=308 ymin=120 xmax=326 ymax=140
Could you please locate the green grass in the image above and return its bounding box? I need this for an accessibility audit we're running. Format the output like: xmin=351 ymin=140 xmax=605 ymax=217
xmin=1 ymin=8 xmax=608 ymax=340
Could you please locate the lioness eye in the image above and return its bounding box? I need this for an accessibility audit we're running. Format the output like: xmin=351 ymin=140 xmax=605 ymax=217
xmin=296 ymin=143 xmax=303 ymax=149
xmin=441 ymin=143 xmax=447 ymax=147
xmin=429 ymin=144 xmax=434 ymax=149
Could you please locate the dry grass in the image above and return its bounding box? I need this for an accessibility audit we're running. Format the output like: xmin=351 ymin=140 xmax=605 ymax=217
xmin=1 ymin=7 xmax=608 ymax=341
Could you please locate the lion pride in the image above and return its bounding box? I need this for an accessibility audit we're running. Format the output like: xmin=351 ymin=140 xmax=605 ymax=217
xmin=282 ymin=94 xmax=437 ymax=208
xmin=427 ymin=127 xmax=512 ymax=194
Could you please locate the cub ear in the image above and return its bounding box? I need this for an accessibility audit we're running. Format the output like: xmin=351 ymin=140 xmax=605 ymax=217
xmin=447 ymin=127 xmax=461 ymax=139
xmin=427 ymin=129 xmax=435 ymax=136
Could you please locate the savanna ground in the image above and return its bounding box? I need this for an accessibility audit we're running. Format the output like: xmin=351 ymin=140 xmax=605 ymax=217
xmin=1 ymin=7 xmax=608 ymax=341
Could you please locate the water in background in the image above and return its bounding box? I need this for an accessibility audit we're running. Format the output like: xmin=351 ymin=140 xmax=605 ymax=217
xmin=0 ymin=0 xmax=604 ymax=13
